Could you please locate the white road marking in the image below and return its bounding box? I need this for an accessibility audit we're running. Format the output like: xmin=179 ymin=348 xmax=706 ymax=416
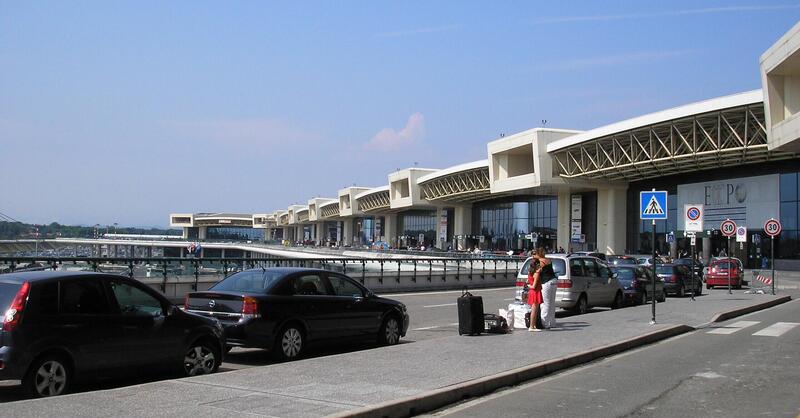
xmin=423 ymin=303 xmax=457 ymax=308
xmin=694 ymin=371 xmax=725 ymax=379
xmin=706 ymin=321 xmax=760 ymax=335
xmin=412 ymin=326 xmax=441 ymax=331
xmin=752 ymin=322 xmax=800 ymax=337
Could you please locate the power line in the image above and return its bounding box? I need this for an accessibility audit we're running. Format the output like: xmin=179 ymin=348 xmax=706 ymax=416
xmin=0 ymin=211 xmax=22 ymax=223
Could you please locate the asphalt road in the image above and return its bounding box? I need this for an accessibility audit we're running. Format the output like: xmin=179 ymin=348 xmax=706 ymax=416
xmin=426 ymin=298 xmax=800 ymax=418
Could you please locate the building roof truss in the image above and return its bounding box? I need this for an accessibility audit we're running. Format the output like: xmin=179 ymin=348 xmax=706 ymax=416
xmin=551 ymin=104 xmax=795 ymax=181
xmin=357 ymin=190 xmax=390 ymax=213
xmin=320 ymin=203 xmax=340 ymax=218
xmin=419 ymin=167 xmax=491 ymax=203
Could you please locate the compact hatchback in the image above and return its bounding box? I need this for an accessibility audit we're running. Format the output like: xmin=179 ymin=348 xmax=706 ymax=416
xmin=516 ymin=255 xmax=623 ymax=314
xmin=705 ymin=258 xmax=744 ymax=289
xmin=185 ymin=268 xmax=409 ymax=360
xmin=656 ymin=264 xmax=701 ymax=296
xmin=0 ymin=271 xmax=225 ymax=398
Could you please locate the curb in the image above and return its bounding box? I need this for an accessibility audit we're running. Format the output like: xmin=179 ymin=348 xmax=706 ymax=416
xmin=330 ymin=324 xmax=694 ymax=418
xmin=709 ymin=295 xmax=792 ymax=323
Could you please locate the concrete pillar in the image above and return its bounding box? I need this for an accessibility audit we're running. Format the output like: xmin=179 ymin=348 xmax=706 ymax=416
xmin=182 ymin=228 xmax=189 ymax=239
xmin=317 ymin=222 xmax=326 ymax=245
xmin=198 ymin=227 xmax=207 ymax=240
xmin=180 ymin=247 xmax=185 ymax=258
xmin=112 ymin=245 xmax=118 ymax=258
xmin=343 ymin=219 xmax=353 ymax=246
xmin=384 ymin=214 xmax=398 ymax=248
xmin=147 ymin=246 xmax=152 ymax=258
xmin=453 ymin=205 xmax=472 ymax=251
xmin=557 ymin=189 xmax=571 ymax=253
xmin=435 ymin=207 xmax=447 ymax=246
xmin=221 ymin=248 xmax=226 ymax=259
xmin=702 ymin=237 xmax=712 ymax=264
xmin=597 ymin=187 xmax=627 ymax=255
xmin=282 ymin=227 xmax=290 ymax=243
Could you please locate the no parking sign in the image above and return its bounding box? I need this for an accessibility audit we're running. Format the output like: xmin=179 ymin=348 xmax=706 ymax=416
xmin=684 ymin=204 xmax=703 ymax=232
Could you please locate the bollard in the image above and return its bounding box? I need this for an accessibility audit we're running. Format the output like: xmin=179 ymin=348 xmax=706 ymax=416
xmin=456 ymin=260 xmax=460 ymax=281
xmin=193 ymin=260 xmax=199 ymax=291
xmin=128 ymin=261 xmax=134 ymax=279
xmin=361 ymin=260 xmax=366 ymax=284
xmin=412 ymin=260 xmax=417 ymax=283
xmin=396 ymin=261 xmax=401 ymax=284
xmin=379 ymin=260 xmax=384 ymax=285
xmin=428 ymin=260 xmax=432 ymax=282
xmin=442 ymin=260 xmax=447 ymax=282
xmin=161 ymin=261 xmax=168 ymax=293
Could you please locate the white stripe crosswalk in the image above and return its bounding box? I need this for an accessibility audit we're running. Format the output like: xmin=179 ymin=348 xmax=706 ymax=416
xmin=706 ymin=321 xmax=760 ymax=334
xmin=752 ymin=322 xmax=800 ymax=337
xmin=706 ymin=321 xmax=799 ymax=337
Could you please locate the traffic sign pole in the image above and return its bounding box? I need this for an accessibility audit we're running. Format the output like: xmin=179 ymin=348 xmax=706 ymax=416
xmin=652 ymin=219 xmax=656 ymax=324
xmin=728 ymin=236 xmax=732 ymax=294
xmin=689 ymin=232 xmax=695 ymax=301
xmin=771 ymin=236 xmax=775 ymax=295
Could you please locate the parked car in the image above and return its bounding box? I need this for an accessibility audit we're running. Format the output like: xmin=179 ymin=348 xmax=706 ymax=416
xmin=571 ymin=251 xmax=607 ymax=261
xmin=0 ymin=271 xmax=224 ymax=398
xmin=610 ymin=265 xmax=666 ymax=305
xmin=656 ymin=264 xmax=701 ymax=296
xmin=185 ymin=268 xmax=409 ymax=360
xmin=705 ymin=258 xmax=744 ymax=289
xmin=674 ymin=257 xmax=704 ymax=280
xmin=633 ymin=255 xmax=653 ymax=266
xmin=608 ymin=255 xmax=638 ymax=266
xmin=703 ymin=257 xmax=743 ymax=278
xmin=516 ymin=255 xmax=623 ymax=314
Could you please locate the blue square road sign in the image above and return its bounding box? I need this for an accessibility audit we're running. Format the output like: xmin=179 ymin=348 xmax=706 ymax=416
xmin=640 ymin=191 xmax=668 ymax=220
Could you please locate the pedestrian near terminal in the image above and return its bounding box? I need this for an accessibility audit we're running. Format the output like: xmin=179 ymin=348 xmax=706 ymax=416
xmin=533 ymin=247 xmax=557 ymax=329
xmin=527 ymin=254 xmax=544 ymax=332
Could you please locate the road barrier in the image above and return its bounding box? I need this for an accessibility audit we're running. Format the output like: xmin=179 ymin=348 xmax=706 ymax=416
xmin=0 ymin=256 xmax=521 ymax=296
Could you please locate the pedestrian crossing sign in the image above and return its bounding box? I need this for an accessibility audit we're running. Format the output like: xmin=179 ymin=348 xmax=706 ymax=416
xmin=640 ymin=190 xmax=668 ymax=220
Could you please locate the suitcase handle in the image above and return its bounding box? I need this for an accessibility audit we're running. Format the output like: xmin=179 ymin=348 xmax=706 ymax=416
xmin=460 ymin=286 xmax=472 ymax=298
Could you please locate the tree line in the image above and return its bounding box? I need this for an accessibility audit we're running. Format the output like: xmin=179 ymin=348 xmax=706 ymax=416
xmin=0 ymin=221 xmax=180 ymax=240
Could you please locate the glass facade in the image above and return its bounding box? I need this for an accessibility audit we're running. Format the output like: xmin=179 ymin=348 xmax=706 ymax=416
xmin=207 ymin=227 xmax=265 ymax=241
xmin=472 ymin=197 xmax=558 ymax=251
xmin=399 ymin=210 xmax=437 ymax=247
xmin=779 ymin=172 xmax=799 ymax=259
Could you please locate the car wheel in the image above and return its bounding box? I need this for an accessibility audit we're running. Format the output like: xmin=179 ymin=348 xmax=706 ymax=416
xmin=378 ymin=315 xmax=401 ymax=345
xmin=611 ymin=291 xmax=623 ymax=309
xmin=183 ymin=340 xmax=220 ymax=377
xmin=275 ymin=324 xmax=304 ymax=361
xmin=573 ymin=295 xmax=588 ymax=315
xmin=23 ymin=354 xmax=71 ymax=398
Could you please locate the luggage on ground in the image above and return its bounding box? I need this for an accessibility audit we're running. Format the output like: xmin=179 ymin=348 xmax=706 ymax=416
xmin=457 ymin=288 xmax=484 ymax=335
xmin=484 ymin=313 xmax=509 ymax=333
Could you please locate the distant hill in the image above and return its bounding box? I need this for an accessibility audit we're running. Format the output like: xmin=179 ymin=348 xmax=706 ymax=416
xmin=0 ymin=221 xmax=180 ymax=240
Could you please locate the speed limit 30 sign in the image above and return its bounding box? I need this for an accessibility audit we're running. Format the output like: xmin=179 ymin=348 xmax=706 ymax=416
xmin=764 ymin=218 xmax=782 ymax=237
xmin=720 ymin=219 xmax=737 ymax=237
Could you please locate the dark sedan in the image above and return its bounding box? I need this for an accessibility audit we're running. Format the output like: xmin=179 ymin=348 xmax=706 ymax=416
xmin=674 ymin=258 xmax=704 ymax=280
xmin=0 ymin=271 xmax=225 ymax=398
xmin=611 ymin=265 xmax=665 ymax=305
xmin=185 ymin=268 xmax=410 ymax=360
xmin=656 ymin=264 xmax=701 ymax=297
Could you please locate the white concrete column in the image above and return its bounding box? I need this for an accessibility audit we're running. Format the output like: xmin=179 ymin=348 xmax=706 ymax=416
xmin=316 ymin=222 xmax=326 ymax=245
xmin=343 ymin=219 xmax=353 ymax=246
xmin=182 ymin=228 xmax=189 ymax=239
xmin=597 ymin=187 xmax=627 ymax=255
xmin=557 ymin=189 xmax=571 ymax=253
xmin=453 ymin=205 xmax=472 ymax=251
xmin=198 ymin=227 xmax=207 ymax=240
xmin=384 ymin=214 xmax=398 ymax=248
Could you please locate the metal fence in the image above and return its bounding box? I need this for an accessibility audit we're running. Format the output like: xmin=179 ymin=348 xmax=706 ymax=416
xmin=0 ymin=256 xmax=524 ymax=297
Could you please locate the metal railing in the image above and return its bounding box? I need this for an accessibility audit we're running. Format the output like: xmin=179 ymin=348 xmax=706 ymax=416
xmin=0 ymin=256 xmax=523 ymax=297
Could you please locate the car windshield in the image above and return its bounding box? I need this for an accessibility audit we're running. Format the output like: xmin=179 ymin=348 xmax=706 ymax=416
xmin=520 ymin=258 xmax=566 ymax=276
xmin=611 ymin=268 xmax=635 ymax=281
xmin=713 ymin=262 xmax=735 ymax=269
xmin=210 ymin=269 xmax=285 ymax=292
xmin=656 ymin=266 xmax=674 ymax=275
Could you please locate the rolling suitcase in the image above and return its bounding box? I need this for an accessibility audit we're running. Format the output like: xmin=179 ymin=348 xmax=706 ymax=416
xmin=457 ymin=288 xmax=484 ymax=335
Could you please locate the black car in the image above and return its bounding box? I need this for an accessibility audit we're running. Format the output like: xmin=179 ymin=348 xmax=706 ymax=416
xmin=673 ymin=258 xmax=704 ymax=280
xmin=656 ymin=264 xmax=701 ymax=297
xmin=610 ymin=265 xmax=666 ymax=305
xmin=185 ymin=268 xmax=410 ymax=360
xmin=0 ymin=271 xmax=225 ymax=398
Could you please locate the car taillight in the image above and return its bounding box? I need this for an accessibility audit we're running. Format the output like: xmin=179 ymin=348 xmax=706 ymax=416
xmin=242 ymin=296 xmax=260 ymax=318
xmin=711 ymin=267 xmax=717 ymax=273
xmin=183 ymin=294 xmax=189 ymax=311
xmin=557 ymin=279 xmax=572 ymax=289
xmin=3 ymin=281 xmax=30 ymax=332
xmin=670 ymin=274 xmax=678 ymax=283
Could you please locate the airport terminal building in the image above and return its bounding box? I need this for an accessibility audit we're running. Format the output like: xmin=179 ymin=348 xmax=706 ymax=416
xmin=170 ymin=23 xmax=800 ymax=270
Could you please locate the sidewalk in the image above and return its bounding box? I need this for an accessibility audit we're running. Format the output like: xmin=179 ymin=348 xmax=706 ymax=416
xmin=2 ymin=291 xmax=792 ymax=418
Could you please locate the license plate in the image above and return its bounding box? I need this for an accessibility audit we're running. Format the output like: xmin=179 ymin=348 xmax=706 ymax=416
xmin=485 ymin=321 xmax=494 ymax=328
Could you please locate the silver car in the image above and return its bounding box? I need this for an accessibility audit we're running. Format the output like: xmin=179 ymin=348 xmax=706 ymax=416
xmin=515 ymin=255 xmax=623 ymax=315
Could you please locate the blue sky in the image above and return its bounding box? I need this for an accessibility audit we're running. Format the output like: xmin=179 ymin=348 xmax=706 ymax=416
xmin=1 ymin=1 xmax=798 ymax=227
